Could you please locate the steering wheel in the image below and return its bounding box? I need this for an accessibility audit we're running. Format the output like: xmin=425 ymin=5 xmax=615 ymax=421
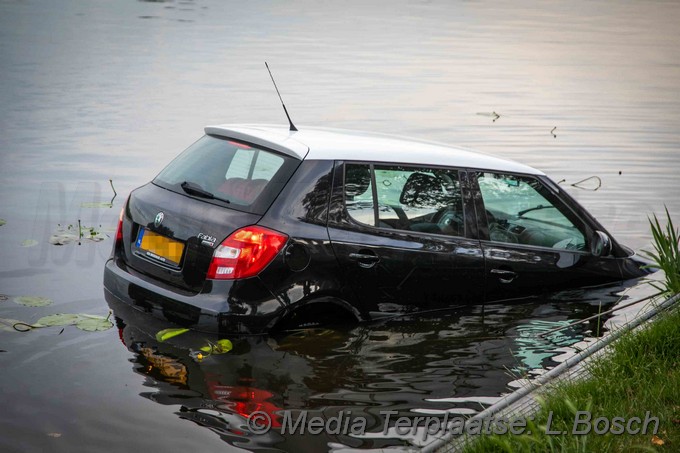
xmin=484 ymin=209 xmax=519 ymax=243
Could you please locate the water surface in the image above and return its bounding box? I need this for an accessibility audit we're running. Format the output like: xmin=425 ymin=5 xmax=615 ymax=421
xmin=1 ymin=1 xmax=679 ymax=451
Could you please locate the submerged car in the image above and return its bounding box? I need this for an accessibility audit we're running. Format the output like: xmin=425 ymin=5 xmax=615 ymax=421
xmin=103 ymin=125 xmax=648 ymax=334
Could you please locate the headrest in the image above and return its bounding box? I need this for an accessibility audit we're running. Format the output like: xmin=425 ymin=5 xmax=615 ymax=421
xmin=399 ymin=172 xmax=446 ymax=207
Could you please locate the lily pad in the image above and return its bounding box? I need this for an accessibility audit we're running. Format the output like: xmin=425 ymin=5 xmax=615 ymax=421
xmin=199 ymin=339 xmax=233 ymax=355
xmin=75 ymin=316 xmax=113 ymax=332
xmin=0 ymin=219 xmax=6 ymax=226
xmin=156 ymin=327 xmax=190 ymax=342
xmin=20 ymin=239 xmax=38 ymax=247
xmin=49 ymin=233 xmax=78 ymax=245
xmin=15 ymin=296 xmax=53 ymax=307
xmin=36 ymin=314 xmax=81 ymax=327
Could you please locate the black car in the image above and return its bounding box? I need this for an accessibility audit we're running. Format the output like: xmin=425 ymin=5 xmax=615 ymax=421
xmin=103 ymin=125 xmax=649 ymax=334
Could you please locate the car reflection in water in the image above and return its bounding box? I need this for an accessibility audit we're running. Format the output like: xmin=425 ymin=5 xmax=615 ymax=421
xmin=108 ymin=281 xmax=640 ymax=452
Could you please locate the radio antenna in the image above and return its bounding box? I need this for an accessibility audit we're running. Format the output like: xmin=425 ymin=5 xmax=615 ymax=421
xmin=265 ymin=62 xmax=298 ymax=132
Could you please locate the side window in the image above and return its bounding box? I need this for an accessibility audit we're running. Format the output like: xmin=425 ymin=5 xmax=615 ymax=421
xmin=476 ymin=172 xmax=586 ymax=250
xmin=344 ymin=164 xmax=375 ymax=226
xmin=344 ymin=163 xmax=465 ymax=237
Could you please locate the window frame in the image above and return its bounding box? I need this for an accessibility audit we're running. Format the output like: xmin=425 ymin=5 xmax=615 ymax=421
xmin=153 ymin=134 xmax=301 ymax=215
xmin=340 ymin=160 xmax=470 ymax=239
xmin=471 ymin=169 xmax=594 ymax=254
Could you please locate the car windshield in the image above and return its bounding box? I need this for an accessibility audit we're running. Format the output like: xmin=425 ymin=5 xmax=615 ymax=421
xmin=153 ymin=135 xmax=299 ymax=214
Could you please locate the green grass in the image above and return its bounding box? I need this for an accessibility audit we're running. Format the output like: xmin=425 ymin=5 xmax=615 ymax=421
xmin=463 ymin=304 xmax=680 ymax=453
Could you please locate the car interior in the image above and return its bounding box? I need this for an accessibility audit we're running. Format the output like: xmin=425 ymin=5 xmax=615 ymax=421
xmin=344 ymin=164 xmax=465 ymax=237
xmin=477 ymin=173 xmax=587 ymax=251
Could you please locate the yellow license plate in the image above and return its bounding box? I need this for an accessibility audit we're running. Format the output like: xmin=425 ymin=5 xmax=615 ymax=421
xmin=136 ymin=228 xmax=185 ymax=266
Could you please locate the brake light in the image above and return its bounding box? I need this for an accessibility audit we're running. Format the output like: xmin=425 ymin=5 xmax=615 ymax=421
xmin=207 ymin=226 xmax=288 ymax=280
xmin=227 ymin=140 xmax=252 ymax=149
xmin=115 ymin=206 xmax=125 ymax=244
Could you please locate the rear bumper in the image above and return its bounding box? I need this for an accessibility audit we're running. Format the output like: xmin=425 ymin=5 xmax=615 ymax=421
xmin=103 ymin=258 xmax=285 ymax=334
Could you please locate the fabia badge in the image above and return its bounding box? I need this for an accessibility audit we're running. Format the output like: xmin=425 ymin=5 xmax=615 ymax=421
xmin=154 ymin=212 xmax=164 ymax=228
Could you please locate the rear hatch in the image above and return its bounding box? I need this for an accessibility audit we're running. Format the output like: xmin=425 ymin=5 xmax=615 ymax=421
xmin=120 ymin=134 xmax=303 ymax=293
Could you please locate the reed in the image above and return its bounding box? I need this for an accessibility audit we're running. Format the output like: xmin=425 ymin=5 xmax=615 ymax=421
xmin=643 ymin=207 xmax=680 ymax=295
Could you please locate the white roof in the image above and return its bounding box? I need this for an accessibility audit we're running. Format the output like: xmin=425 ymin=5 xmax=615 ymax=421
xmin=204 ymin=124 xmax=544 ymax=176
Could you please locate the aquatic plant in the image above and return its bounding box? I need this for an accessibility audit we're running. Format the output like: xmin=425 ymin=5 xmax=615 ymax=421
xmin=155 ymin=327 xmax=190 ymax=342
xmin=8 ymin=312 xmax=113 ymax=332
xmin=14 ymin=296 xmax=52 ymax=307
xmin=643 ymin=207 xmax=680 ymax=295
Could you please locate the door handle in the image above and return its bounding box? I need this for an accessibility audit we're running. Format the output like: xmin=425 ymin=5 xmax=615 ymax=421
xmin=491 ymin=268 xmax=517 ymax=283
xmin=349 ymin=252 xmax=380 ymax=268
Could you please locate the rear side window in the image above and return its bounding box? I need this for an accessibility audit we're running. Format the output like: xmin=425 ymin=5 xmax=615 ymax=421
xmin=154 ymin=135 xmax=299 ymax=214
xmin=344 ymin=163 xmax=466 ymax=237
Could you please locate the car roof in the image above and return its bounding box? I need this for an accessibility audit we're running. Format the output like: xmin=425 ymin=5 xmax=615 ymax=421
xmin=204 ymin=124 xmax=544 ymax=176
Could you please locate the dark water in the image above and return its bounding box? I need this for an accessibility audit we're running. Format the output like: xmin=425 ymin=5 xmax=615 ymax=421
xmin=1 ymin=0 xmax=679 ymax=451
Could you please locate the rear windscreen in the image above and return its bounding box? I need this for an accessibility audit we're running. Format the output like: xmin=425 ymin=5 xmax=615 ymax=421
xmin=153 ymin=134 xmax=300 ymax=215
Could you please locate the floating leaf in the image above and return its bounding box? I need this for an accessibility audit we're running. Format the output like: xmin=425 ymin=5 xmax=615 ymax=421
xmin=156 ymin=327 xmax=190 ymax=342
xmin=15 ymin=296 xmax=53 ymax=307
xmin=75 ymin=316 xmax=113 ymax=332
xmin=36 ymin=314 xmax=81 ymax=327
xmin=49 ymin=233 xmax=78 ymax=245
xmin=199 ymin=339 xmax=233 ymax=355
xmin=20 ymin=239 xmax=38 ymax=247
xmin=4 ymin=312 xmax=113 ymax=333
xmin=0 ymin=219 xmax=6 ymax=226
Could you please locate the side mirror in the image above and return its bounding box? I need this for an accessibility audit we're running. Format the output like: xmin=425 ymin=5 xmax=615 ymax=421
xmin=591 ymin=231 xmax=612 ymax=257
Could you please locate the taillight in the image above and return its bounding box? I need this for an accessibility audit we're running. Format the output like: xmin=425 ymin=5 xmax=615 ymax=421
xmin=207 ymin=226 xmax=288 ymax=280
xmin=115 ymin=206 xmax=124 ymax=244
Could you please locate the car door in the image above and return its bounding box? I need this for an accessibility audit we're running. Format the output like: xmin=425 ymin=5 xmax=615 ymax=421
xmin=471 ymin=171 xmax=624 ymax=301
xmin=327 ymin=161 xmax=484 ymax=318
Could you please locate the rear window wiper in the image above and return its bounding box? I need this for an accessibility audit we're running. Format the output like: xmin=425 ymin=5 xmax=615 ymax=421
xmin=180 ymin=181 xmax=230 ymax=204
